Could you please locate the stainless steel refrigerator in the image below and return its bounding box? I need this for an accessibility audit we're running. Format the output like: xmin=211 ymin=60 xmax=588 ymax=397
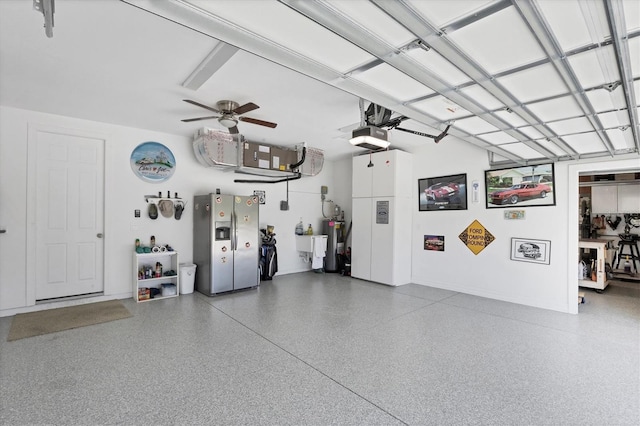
xmin=193 ymin=194 xmax=260 ymax=295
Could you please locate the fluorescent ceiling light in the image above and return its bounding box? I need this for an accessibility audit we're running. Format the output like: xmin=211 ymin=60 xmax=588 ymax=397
xmin=349 ymin=126 xmax=390 ymax=149
xmin=182 ymin=42 xmax=239 ymax=90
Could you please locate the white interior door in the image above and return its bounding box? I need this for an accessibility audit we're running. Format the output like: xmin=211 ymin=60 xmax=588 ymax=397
xmin=33 ymin=129 xmax=104 ymax=300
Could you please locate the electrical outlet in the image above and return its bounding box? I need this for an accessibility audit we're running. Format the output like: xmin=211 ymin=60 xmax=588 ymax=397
xmin=321 ymin=186 xmax=328 ymax=195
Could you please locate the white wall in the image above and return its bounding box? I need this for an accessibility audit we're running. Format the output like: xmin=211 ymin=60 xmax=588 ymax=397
xmin=2 ymin=106 xmax=637 ymax=316
xmin=408 ymin=138 xmax=572 ymax=312
xmin=0 ymin=106 xmax=337 ymax=315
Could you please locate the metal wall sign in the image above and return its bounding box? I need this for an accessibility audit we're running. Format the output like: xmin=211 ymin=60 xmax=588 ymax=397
xmin=376 ymin=200 xmax=389 ymax=224
xmin=458 ymin=220 xmax=495 ymax=255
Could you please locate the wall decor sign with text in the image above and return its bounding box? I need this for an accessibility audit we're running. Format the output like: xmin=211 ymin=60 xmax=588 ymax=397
xmin=458 ymin=220 xmax=495 ymax=255
xmin=130 ymin=141 xmax=176 ymax=183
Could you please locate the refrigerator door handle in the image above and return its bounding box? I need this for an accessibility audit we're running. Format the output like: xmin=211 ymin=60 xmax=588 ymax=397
xmin=231 ymin=212 xmax=237 ymax=251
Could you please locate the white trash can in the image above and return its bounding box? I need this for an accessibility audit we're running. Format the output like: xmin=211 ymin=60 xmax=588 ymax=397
xmin=179 ymin=263 xmax=197 ymax=294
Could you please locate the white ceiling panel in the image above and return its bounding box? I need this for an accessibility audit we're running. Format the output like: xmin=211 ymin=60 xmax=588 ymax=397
xmin=412 ymin=96 xmax=470 ymax=121
xmin=526 ymin=96 xmax=583 ymax=122
xmin=623 ymin=0 xmax=640 ymax=31
xmin=499 ymin=143 xmax=547 ymax=159
xmin=537 ymin=138 xmax=573 ymax=157
xmin=454 ymin=116 xmax=499 ymax=135
xmin=405 ymin=49 xmax=471 ymax=87
xmin=497 ymin=64 xmax=567 ymax=103
xmin=447 ymin=6 xmax=546 ymax=74
xmin=586 ymin=87 xmax=628 ymax=112
xmin=326 ymin=0 xmax=415 ymax=48
xmin=478 ymin=131 xmax=518 ymax=146
xmin=459 ymin=85 xmax=504 ymax=111
xmin=597 ymin=110 xmax=630 ymax=129
xmin=494 ymin=110 xmax=528 ymax=128
xmin=352 ymin=63 xmax=432 ymax=101
xmin=537 ymin=0 xmax=594 ymax=51
xmin=568 ymin=47 xmax=619 ymax=90
xmin=562 ymin=133 xmax=607 ymax=154
xmin=631 ymin=37 xmax=640 ymax=78
xmin=606 ymin=128 xmax=634 ymax=150
xmin=191 ymin=0 xmax=373 ymax=73
xmin=547 ymin=117 xmax=595 ymax=136
xmin=407 ymin=0 xmax=495 ymax=28
xmin=516 ymin=126 xmax=545 ymax=141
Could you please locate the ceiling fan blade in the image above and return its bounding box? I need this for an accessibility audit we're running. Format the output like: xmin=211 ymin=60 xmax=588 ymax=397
xmin=181 ymin=115 xmax=220 ymax=123
xmin=239 ymin=116 xmax=278 ymax=128
xmin=229 ymin=126 xmax=240 ymax=134
xmin=233 ymin=102 xmax=259 ymax=115
xmin=183 ymin=99 xmax=220 ymax=114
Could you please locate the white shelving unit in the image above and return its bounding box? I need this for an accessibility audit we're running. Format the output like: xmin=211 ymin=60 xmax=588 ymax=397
xmin=133 ymin=251 xmax=180 ymax=302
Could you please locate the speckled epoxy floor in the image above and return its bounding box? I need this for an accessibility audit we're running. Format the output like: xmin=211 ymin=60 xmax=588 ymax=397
xmin=1 ymin=273 xmax=638 ymax=425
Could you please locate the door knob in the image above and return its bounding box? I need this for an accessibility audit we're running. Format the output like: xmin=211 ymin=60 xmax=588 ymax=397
xmin=97 ymin=233 xmax=103 ymax=238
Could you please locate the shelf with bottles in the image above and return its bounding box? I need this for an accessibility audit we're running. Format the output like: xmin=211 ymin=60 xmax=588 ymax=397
xmin=133 ymin=251 xmax=179 ymax=302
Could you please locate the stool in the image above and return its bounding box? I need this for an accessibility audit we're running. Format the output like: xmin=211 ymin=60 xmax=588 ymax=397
xmin=615 ymin=239 xmax=640 ymax=272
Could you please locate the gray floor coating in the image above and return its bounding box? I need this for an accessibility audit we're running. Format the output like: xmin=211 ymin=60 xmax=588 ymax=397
xmin=0 ymin=273 xmax=638 ymax=425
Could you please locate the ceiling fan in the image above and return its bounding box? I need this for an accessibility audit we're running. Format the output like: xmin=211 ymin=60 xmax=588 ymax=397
xmin=181 ymin=99 xmax=277 ymax=134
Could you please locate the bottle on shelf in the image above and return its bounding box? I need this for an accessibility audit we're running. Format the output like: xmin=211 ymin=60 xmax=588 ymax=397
xmin=295 ymin=218 xmax=304 ymax=235
xmin=307 ymin=224 xmax=313 ymax=235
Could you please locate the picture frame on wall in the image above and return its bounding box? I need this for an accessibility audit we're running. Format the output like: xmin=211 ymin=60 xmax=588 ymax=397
xmin=485 ymin=163 xmax=555 ymax=208
xmin=510 ymin=237 xmax=551 ymax=265
xmin=418 ymin=173 xmax=467 ymax=211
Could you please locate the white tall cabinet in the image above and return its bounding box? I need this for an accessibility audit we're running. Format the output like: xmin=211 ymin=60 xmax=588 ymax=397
xmin=351 ymin=150 xmax=412 ymax=286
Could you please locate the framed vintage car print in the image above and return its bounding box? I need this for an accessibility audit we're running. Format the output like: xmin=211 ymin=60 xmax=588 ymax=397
xmin=418 ymin=173 xmax=467 ymax=211
xmin=510 ymin=237 xmax=551 ymax=265
xmin=485 ymin=163 xmax=555 ymax=208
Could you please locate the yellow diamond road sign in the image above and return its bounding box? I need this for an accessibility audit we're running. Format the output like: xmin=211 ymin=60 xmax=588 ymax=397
xmin=459 ymin=220 xmax=495 ymax=255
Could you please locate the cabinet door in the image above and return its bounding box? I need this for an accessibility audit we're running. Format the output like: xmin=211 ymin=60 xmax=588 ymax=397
xmin=591 ymin=185 xmax=617 ymax=214
xmin=617 ymin=184 xmax=640 ymax=213
xmin=391 ymin=197 xmax=412 ymax=285
xmin=371 ymin=151 xmax=397 ymax=197
xmin=370 ymin=197 xmax=395 ymax=285
xmin=352 ymin=154 xmax=373 ymax=198
xmin=351 ymin=198 xmax=372 ymax=280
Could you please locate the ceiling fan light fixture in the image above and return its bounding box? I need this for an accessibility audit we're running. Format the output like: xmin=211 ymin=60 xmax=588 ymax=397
xmin=350 ymin=126 xmax=389 ymax=149
xmin=219 ymin=115 xmax=238 ymax=128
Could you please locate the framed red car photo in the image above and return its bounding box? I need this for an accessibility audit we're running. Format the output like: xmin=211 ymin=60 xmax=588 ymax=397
xmin=485 ymin=163 xmax=555 ymax=209
xmin=418 ymin=173 xmax=467 ymax=211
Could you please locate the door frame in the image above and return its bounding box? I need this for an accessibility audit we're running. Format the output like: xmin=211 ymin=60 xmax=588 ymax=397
xmin=26 ymin=123 xmax=107 ymax=305
xmin=567 ymin=156 xmax=640 ymax=314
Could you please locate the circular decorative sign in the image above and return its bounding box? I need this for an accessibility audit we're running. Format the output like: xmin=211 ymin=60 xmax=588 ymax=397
xmin=130 ymin=141 xmax=176 ymax=183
